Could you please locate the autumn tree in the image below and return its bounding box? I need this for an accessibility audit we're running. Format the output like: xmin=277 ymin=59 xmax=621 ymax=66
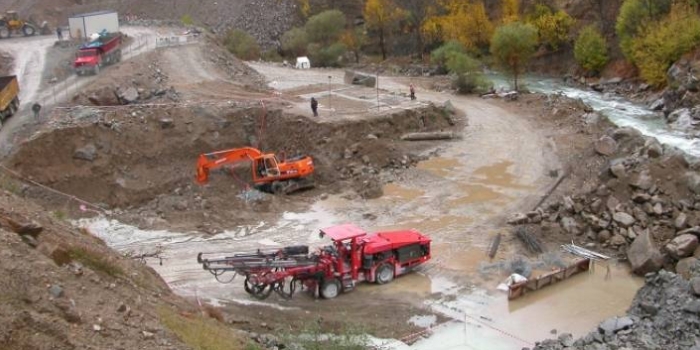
xmin=490 ymin=22 xmax=538 ymax=91
xmin=401 ymin=0 xmax=432 ymax=59
xmin=501 ymin=0 xmax=520 ymax=24
xmin=526 ymin=4 xmax=575 ymax=50
xmin=364 ymin=0 xmax=406 ymax=60
xmin=615 ymin=0 xmax=672 ymax=61
xmin=631 ymin=4 xmax=700 ymax=86
xmin=574 ymin=25 xmax=608 ymax=74
xmin=340 ymin=27 xmax=366 ymax=63
xmin=421 ymin=0 xmax=494 ymax=53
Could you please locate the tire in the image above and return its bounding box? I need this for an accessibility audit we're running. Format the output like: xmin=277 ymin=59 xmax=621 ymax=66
xmin=320 ymin=278 xmax=341 ymax=299
xmin=271 ymin=181 xmax=285 ymax=194
xmin=22 ymin=25 xmax=35 ymax=36
xmin=375 ymin=263 xmax=395 ymax=285
xmin=0 ymin=26 xmax=9 ymax=39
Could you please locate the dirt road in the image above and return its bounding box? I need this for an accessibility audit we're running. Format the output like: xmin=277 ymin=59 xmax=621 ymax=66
xmin=0 ymin=27 xmax=158 ymax=157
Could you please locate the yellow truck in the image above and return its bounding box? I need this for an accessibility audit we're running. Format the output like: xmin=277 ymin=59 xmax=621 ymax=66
xmin=0 ymin=75 xmax=19 ymax=128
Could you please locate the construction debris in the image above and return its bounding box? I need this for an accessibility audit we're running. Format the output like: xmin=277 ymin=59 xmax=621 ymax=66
xmin=561 ymin=242 xmax=611 ymax=261
xmin=515 ymin=226 xmax=545 ymax=254
xmin=508 ymin=258 xmax=591 ymax=300
xmin=400 ymin=131 xmax=456 ymax=141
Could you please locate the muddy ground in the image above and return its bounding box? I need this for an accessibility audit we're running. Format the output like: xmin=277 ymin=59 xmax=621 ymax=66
xmin=3 ymin=26 xmax=698 ymax=350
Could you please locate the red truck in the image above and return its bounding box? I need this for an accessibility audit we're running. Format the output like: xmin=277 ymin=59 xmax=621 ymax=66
xmin=73 ymin=32 xmax=123 ymax=75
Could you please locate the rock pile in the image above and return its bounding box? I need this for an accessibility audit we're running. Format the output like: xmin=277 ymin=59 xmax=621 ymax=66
xmin=530 ymin=270 xmax=700 ymax=350
xmin=509 ymin=124 xmax=700 ymax=277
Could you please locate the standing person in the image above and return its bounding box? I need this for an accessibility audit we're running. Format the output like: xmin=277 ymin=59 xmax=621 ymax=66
xmin=56 ymin=27 xmax=63 ymax=41
xmin=310 ymin=97 xmax=318 ymax=117
xmin=410 ymin=83 xmax=416 ymax=101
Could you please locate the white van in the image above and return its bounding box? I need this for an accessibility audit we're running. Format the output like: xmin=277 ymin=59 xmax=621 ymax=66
xmin=295 ymin=56 xmax=311 ymax=69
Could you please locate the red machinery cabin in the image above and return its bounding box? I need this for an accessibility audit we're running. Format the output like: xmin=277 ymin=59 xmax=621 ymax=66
xmin=319 ymin=224 xmax=431 ymax=292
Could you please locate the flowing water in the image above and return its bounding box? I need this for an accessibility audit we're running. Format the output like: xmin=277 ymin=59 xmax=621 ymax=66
xmin=488 ymin=74 xmax=700 ymax=157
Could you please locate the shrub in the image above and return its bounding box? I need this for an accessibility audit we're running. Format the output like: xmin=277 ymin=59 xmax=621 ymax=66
xmin=68 ymin=246 xmax=123 ymax=277
xmin=430 ymin=40 xmax=467 ymax=74
xmin=159 ymin=306 xmax=247 ymax=350
xmin=180 ymin=14 xmax=194 ymax=26
xmin=224 ymin=29 xmax=260 ymax=60
xmin=615 ymin=0 xmax=672 ymax=61
xmin=574 ymin=25 xmax=609 ymax=74
xmin=631 ymin=10 xmax=700 ymax=86
xmin=281 ymin=27 xmax=308 ymax=57
xmin=304 ymin=9 xmax=346 ymax=46
xmin=307 ymin=42 xmax=347 ymax=67
xmin=446 ymin=52 xmax=490 ymax=94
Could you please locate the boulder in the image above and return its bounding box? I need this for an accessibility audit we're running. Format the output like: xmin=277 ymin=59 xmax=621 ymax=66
xmin=686 ymin=172 xmax=700 ymax=194
xmin=560 ymin=216 xmax=580 ymax=235
xmin=598 ymin=316 xmax=634 ymax=334
xmin=73 ymin=144 xmax=97 ymax=161
xmin=676 ymin=257 xmax=698 ymax=279
xmin=594 ymin=136 xmax=618 ymax=156
xmin=87 ymin=86 xmax=121 ymax=106
xmin=613 ymin=212 xmax=636 ymax=228
xmin=598 ymin=230 xmax=612 ymax=243
xmin=610 ymin=159 xmax=627 ymax=178
xmin=665 ymin=234 xmax=699 ymax=259
xmin=610 ymin=234 xmax=627 ymax=246
xmin=158 ymin=118 xmax=174 ymax=129
xmin=119 ymin=87 xmax=139 ymax=104
xmin=630 ymin=170 xmax=653 ymax=190
xmin=645 ymin=139 xmax=663 ymax=158
xmin=507 ymin=213 xmax=529 ymax=225
xmin=650 ymin=98 xmax=664 ymax=111
xmin=675 ymin=212 xmax=689 ymax=229
xmin=691 ymin=277 xmax=700 ymax=296
xmin=612 ymin=127 xmax=642 ymax=141
xmin=343 ymin=70 xmax=376 ymax=87
xmin=628 ymin=229 xmax=664 ymax=275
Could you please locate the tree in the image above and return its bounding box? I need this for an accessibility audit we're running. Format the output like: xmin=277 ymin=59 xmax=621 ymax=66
xmin=615 ymin=0 xmax=672 ymax=61
xmin=445 ymin=51 xmax=489 ymax=94
xmin=430 ymin=40 xmax=467 ymax=73
xmin=364 ymin=0 xmax=406 ymax=60
xmin=340 ymin=28 xmax=366 ymax=63
xmin=307 ymin=42 xmax=347 ymax=67
xmin=528 ymin=5 xmax=575 ymax=50
xmin=574 ymin=25 xmax=609 ymax=74
xmin=304 ymin=10 xmax=346 ymax=46
xmin=281 ymin=27 xmax=309 ymax=57
xmin=631 ymin=6 xmax=700 ymax=86
xmin=224 ymin=29 xmax=260 ymax=60
xmin=421 ymin=0 xmax=494 ymax=53
xmin=501 ymin=0 xmax=520 ymax=24
xmin=490 ymin=22 xmax=538 ymax=91
xmin=401 ymin=0 xmax=432 ymax=59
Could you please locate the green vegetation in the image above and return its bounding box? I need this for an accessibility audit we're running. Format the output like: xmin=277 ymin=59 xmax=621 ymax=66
xmin=490 ymin=22 xmax=538 ymax=91
xmin=574 ymin=25 xmax=609 ymax=75
xmin=282 ymin=318 xmax=369 ymax=350
xmin=281 ymin=27 xmax=308 ymax=57
xmin=304 ymin=9 xmax=346 ymax=45
xmin=180 ymin=14 xmax=194 ymax=26
xmin=159 ymin=306 xmax=247 ymax=350
xmin=431 ymin=41 xmax=489 ymax=93
xmin=307 ymin=42 xmax=347 ymax=67
xmin=615 ymin=0 xmax=672 ymax=61
xmin=631 ymin=9 xmax=700 ymax=86
xmin=224 ymin=29 xmax=261 ymax=61
xmin=68 ymin=246 xmax=124 ymax=277
xmin=527 ymin=4 xmax=575 ymax=50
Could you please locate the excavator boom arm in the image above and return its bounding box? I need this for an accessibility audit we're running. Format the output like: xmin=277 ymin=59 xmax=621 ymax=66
xmin=196 ymin=147 xmax=264 ymax=184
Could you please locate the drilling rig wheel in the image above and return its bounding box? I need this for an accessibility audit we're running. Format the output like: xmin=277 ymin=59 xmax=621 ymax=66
xmin=375 ymin=263 xmax=395 ymax=285
xmin=244 ymin=275 xmax=273 ymax=300
xmin=320 ymin=278 xmax=340 ymax=299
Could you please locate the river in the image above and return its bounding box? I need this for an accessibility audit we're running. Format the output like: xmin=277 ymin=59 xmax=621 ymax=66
xmin=488 ymin=74 xmax=700 ymax=157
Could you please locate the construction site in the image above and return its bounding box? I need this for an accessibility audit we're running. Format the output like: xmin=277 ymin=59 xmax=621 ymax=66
xmin=1 ymin=1 xmax=700 ymax=350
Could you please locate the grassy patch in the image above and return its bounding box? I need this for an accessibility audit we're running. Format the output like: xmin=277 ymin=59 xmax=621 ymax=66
xmin=68 ymin=246 xmax=123 ymax=277
xmin=159 ymin=306 xmax=247 ymax=350
xmin=283 ymin=318 xmax=369 ymax=350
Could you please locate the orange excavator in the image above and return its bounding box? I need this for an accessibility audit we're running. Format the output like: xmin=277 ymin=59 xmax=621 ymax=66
xmin=195 ymin=147 xmax=315 ymax=194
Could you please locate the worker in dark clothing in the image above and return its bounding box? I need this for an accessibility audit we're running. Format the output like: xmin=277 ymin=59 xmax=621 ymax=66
xmin=32 ymin=103 xmax=41 ymax=118
xmin=310 ymin=97 xmax=318 ymax=117
xmin=409 ymin=83 xmax=416 ymax=100
xmin=56 ymin=27 xmax=63 ymax=40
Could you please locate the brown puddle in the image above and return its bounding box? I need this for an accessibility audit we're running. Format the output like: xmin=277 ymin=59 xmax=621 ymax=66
xmin=449 ymin=183 xmax=509 ymax=206
xmin=431 ymin=243 xmax=489 ymax=273
xmin=359 ymin=272 xmax=433 ymax=297
xmin=371 ymin=215 xmax=473 ymax=237
xmin=382 ymin=183 xmax=425 ymax=201
xmin=472 ymin=160 xmax=532 ymax=189
xmin=416 ymin=157 xmax=461 ymax=177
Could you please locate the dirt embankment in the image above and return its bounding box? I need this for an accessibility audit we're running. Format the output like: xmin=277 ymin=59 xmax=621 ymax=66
xmin=6 ymin=102 xmax=457 ymax=232
xmin=0 ymin=186 xmax=249 ymax=350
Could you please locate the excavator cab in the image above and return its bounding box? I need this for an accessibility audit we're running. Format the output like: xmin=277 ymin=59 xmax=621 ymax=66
xmin=253 ymin=155 xmax=281 ymax=180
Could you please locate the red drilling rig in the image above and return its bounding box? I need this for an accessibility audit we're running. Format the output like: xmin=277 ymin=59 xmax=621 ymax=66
xmin=197 ymin=224 xmax=432 ymax=299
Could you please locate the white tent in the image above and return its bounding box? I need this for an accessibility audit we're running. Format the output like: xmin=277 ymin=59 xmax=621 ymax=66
xmin=295 ymin=56 xmax=311 ymax=69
